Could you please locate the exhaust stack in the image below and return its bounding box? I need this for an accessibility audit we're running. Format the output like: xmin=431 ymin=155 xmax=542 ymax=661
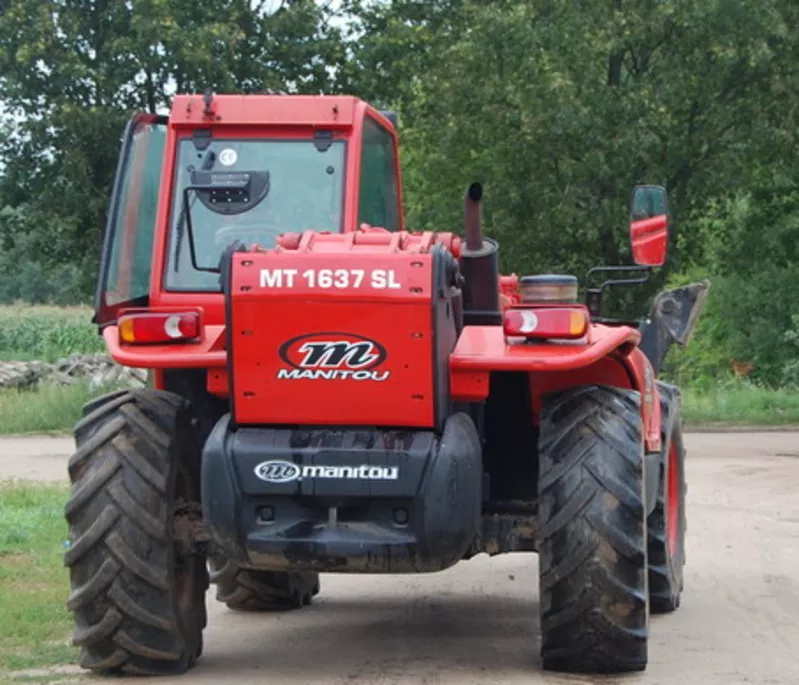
xmin=464 ymin=182 xmax=484 ymax=251
xmin=460 ymin=182 xmax=501 ymax=325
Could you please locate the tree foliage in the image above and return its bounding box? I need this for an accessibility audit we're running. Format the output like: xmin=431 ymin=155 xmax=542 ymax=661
xmin=351 ymin=0 xmax=799 ymax=275
xmin=1 ymin=0 xmax=799 ymax=385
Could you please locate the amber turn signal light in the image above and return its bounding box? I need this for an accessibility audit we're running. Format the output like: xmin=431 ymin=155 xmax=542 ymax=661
xmin=503 ymin=306 xmax=589 ymax=340
xmin=118 ymin=312 xmax=201 ymax=345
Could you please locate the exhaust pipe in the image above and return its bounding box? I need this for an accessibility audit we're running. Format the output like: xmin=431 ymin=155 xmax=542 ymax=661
xmin=460 ymin=182 xmax=501 ymax=325
xmin=464 ymin=182 xmax=484 ymax=251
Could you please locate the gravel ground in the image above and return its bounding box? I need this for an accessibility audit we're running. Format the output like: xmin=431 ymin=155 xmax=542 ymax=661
xmin=2 ymin=431 xmax=798 ymax=685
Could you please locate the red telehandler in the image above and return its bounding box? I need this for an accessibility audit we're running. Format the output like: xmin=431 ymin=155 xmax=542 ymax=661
xmin=64 ymin=92 xmax=709 ymax=676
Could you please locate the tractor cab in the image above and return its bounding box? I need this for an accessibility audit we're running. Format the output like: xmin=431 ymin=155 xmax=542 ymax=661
xmin=94 ymin=94 xmax=403 ymax=327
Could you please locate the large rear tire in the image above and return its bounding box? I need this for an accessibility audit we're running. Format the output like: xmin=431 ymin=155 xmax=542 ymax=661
xmin=208 ymin=555 xmax=320 ymax=611
xmin=64 ymin=389 xmax=207 ymax=676
xmin=647 ymin=382 xmax=686 ymax=613
xmin=538 ymin=385 xmax=649 ymax=674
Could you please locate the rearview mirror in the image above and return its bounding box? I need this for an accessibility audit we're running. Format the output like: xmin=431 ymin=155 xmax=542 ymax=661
xmin=629 ymin=184 xmax=669 ymax=267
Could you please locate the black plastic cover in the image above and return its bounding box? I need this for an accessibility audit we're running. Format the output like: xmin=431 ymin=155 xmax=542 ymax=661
xmin=201 ymin=413 xmax=483 ymax=573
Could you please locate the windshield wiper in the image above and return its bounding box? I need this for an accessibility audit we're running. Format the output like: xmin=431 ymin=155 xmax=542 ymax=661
xmin=173 ymin=150 xmax=216 ymax=272
xmin=179 ymin=169 xmax=271 ymax=274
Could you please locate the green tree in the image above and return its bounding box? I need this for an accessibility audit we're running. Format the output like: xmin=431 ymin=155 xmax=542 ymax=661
xmin=673 ymin=162 xmax=799 ymax=387
xmin=350 ymin=0 xmax=799 ymax=284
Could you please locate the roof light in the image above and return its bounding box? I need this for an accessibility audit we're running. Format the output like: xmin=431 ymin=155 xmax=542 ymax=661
xmin=503 ymin=306 xmax=589 ymax=340
xmin=119 ymin=312 xmax=201 ymax=345
xmin=519 ymin=275 xmax=579 ymax=304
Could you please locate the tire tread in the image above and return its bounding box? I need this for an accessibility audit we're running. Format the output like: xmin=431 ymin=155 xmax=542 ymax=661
xmin=538 ymin=385 xmax=649 ymax=674
xmin=209 ymin=556 xmax=320 ymax=611
xmin=65 ymin=389 xmax=206 ymax=676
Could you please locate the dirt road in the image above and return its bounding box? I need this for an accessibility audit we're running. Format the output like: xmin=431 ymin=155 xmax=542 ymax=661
xmin=3 ymin=432 xmax=799 ymax=685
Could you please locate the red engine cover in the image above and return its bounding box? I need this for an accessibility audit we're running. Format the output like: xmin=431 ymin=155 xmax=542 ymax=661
xmin=228 ymin=250 xmax=436 ymax=428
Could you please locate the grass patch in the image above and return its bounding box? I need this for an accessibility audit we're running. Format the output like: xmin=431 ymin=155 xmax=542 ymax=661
xmin=0 ymin=482 xmax=76 ymax=676
xmin=0 ymin=306 xmax=102 ymax=362
xmin=0 ymin=383 xmax=118 ymax=435
xmin=682 ymin=382 xmax=799 ymax=426
xmin=2 ymin=377 xmax=799 ymax=436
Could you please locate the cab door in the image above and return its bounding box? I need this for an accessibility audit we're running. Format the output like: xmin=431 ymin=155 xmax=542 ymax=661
xmin=94 ymin=114 xmax=167 ymax=327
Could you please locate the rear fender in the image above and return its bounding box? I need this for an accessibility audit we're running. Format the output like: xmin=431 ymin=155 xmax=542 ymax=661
xmin=450 ymin=323 xmax=661 ymax=453
xmin=529 ymin=348 xmax=661 ymax=454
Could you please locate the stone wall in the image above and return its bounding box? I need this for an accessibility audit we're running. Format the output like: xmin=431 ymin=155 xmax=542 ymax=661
xmin=0 ymin=355 xmax=148 ymax=390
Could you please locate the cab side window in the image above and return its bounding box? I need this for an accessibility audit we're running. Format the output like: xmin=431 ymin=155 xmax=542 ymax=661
xmin=358 ymin=116 xmax=400 ymax=231
xmin=98 ymin=117 xmax=166 ymax=324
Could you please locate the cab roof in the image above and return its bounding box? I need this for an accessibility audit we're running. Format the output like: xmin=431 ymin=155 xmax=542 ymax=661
xmin=169 ymin=93 xmax=359 ymax=128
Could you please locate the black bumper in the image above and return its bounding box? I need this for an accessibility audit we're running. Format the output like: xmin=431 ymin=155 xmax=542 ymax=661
xmin=201 ymin=413 xmax=482 ymax=573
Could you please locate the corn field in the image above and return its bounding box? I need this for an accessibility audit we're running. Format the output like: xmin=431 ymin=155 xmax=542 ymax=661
xmin=0 ymin=306 xmax=104 ymax=362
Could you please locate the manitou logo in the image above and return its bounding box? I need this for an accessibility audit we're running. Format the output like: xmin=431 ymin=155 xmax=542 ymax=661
xmin=254 ymin=460 xmax=301 ymax=483
xmin=298 ymin=341 xmax=378 ymax=369
xmin=254 ymin=459 xmax=399 ymax=484
xmin=276 ymin=333 xmax=390 ymax=381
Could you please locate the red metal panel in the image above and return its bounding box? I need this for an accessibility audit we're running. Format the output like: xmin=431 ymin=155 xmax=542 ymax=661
xmin=450 ymin=369 xmax=489 ymax=403
xmin=625 ymin=346 xmax=662 ymax=452
xmin=169 ymin=94 xmax=357 ymax=127
xmin=207 ymin=368 xmax=228 ymax=397
xmin=228 ymin=251 xmax=435 ymax=427
xmin=449 ymin=324 xmax=640 ymax=373
xmin=447 ymin=323 xmax=660 ymax=452
xmin=529 ymin=351 xmax=661 ymax=452
xmin=529 ymin=356 xmax=634 ymax=414
xmin=231 ymin=251 xmax=433 ymax=301
xmin=103 ymin=325 xmax=227 ymax=368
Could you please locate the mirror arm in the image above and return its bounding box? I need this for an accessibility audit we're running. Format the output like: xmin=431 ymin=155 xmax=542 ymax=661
xmin=586 ymin=287 xmax=603 ymax=318
xmin=584 ymin=266 xmax=653 ymax=318
xmin=586 ymin=264 xmax=652 ymax=286
xmin=600 ymin=271 xmax=652 ymax=289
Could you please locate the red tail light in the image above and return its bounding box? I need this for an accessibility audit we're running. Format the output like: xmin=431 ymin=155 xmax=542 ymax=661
xmin=503 ymin=306 xmax=589 ymax=340
xmin=119 ymin=312 xmax=201 ymax=345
